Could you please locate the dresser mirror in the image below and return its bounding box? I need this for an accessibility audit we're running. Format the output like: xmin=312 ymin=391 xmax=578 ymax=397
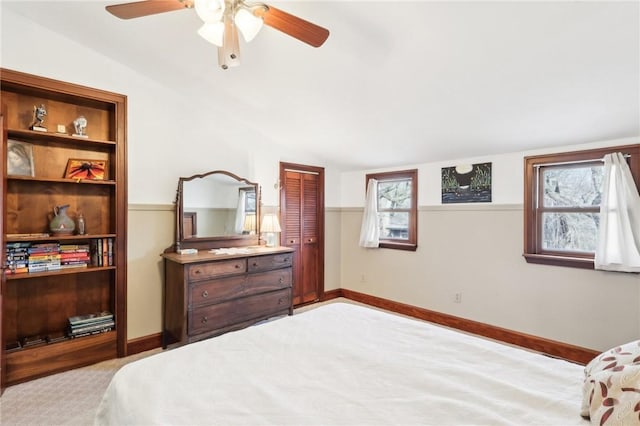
xmin=174 ymin=170 xmax=261 ymax=251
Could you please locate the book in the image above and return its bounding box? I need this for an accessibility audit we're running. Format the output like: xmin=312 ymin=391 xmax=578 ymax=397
xmin=60 ymin=263 xmax=88 ymax=270
xmin=22 ymin=335 xmax=46 ymax=347
xmin=69 ymin=319 xmax=115 ymax=334
xmin=102 ymin=238 xmax=108 ymax=267
xmin=68 ymin=311 xmax=113 ymax=326
xmin=46 ymin=332 xmax=68 ymax=343
xmin=5 ymin=340 xmax=22 ymax=352
xmin=69 ymin=327 xmax=112 ymax=339
xmin=6 ymin=241 xmax=32 ymax=249
xmin=28 ymin=263 xmax=61 ymax=273
xmin=107 ymin=238 xmax=114 ymax=266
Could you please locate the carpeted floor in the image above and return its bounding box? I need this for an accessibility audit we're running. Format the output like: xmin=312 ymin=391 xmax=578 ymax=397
xmin=0 ymin=348 xmax=162 ymax=425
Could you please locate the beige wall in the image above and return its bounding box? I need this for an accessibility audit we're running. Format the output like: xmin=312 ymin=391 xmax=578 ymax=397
xmin=338 ymin=205 xmax=640 ymax=352
xmin=324 ymin=208 xmax=342 ymax=292
xmin=127 ymin=203 xmax=640 ymax=352
xmin=127 ymin=205 xmax=175 ymax=340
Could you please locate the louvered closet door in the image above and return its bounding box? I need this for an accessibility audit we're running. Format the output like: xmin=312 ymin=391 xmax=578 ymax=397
xmin=280 ymin=164 xmax=324 ymax=306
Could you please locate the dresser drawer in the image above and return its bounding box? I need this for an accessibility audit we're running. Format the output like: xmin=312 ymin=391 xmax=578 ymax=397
xmin=248 ymin=253 xmax=293 ymax=273
xmin=189 ymin=269 xmax=292 ymax=308
xmin=187 ymin=259 xmax=246 ymax=282
xmin=188 ymin=288 xmax=292 ymax=335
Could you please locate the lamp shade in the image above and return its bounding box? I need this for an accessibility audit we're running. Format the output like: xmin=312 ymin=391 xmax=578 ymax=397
xmin=198 ymin=22 xmax=225 ymax=46
xmin=235 ymin=8 xmax=263 ymax=42
xmin=260 ymin=214 xmax=281 ymax=233
xmin=243 ymin=213 xmax=256 ymax=234
xmin=194 ymin=0 xmax=225 ymax=23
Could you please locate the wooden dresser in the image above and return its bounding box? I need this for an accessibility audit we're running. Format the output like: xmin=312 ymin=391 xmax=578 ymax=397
xmin=161 ymin=246 xmax=294 ymax=347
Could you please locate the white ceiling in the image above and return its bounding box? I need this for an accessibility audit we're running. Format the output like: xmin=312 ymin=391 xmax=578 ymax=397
xmin=3 ymin=0 xmax=639 ymax=171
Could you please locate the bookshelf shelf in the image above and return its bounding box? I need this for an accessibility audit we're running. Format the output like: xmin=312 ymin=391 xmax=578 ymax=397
xmin=1 ymin=68 xmax=128 ymax=388
xmin=7 ymin=128 xmax=116 ymax=147
xmin=4 ymin=330 xmax=117 ymax=385
xmin=6 ymin=233 xmax=116 ymax=243
xmin=6 ymin=265 xmax=117 ymax=280
xmin=6 ymin=175 xmax=116 ymax=186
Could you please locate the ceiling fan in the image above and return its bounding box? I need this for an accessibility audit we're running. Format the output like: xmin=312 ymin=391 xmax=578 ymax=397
xmin=106 ymin=0 xmax=330 ymax=70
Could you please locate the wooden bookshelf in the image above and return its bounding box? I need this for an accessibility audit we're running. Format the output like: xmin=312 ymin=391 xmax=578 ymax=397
xmin=1 ymin=68 xmax=128 ymax=388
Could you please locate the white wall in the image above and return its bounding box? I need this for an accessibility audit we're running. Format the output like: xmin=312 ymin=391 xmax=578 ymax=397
xmin=338 ymin=136 xmax=640 ymax=351
xmin=341 ymin=136 xmax=639 ymax=207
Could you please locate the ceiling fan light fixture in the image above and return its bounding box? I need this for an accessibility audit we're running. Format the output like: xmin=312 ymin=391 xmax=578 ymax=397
xmin=234 ymin=8 xmax=263 ymax=42
xmin=198 ymin=22 xmax=225 ymax=46
xmin=194 ymin=0 xmax=225 ymax=23
xmin=218 ymin=16 xmax=241 ymax=70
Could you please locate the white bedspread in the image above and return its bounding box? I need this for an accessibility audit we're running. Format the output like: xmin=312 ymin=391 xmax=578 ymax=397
xmin=95 ymin=302 xmax=587 ymax=425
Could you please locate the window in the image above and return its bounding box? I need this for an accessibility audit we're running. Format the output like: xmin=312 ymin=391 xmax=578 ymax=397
xmin=523 ymin=145 xmax=640 ymax=269
xmin=366 ymin=169 xmax=418 ymax=251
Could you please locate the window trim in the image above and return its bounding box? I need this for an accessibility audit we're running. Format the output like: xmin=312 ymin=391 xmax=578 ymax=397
xmin=523 ymin=144 xmax=640 ymax=269
xmin=365 ymin=169 xmax=418 ymax=251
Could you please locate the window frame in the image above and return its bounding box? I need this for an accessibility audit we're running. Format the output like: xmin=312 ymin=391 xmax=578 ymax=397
xmin=365 ymin=169 xmax=418 ymax=251
xmin=523 ymin=144 xmax=640 ymax=269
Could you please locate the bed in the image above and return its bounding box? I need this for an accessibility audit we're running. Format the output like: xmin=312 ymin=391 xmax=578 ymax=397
xmin=95 ymin=302 xmax=589 ymax=425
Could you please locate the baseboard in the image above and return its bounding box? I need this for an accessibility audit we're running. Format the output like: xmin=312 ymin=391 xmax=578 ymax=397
xmin=127 ymin=333 xmax=162 ymax=356
xmin=339 ymin=288 xmax=599 ymax=365
xmin=321 ymin=289 xmax=343 ymax=301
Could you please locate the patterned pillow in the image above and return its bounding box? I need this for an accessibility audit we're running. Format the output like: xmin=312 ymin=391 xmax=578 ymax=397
xmin=581 ymin=340 xmax=640 ymax=424
xmin=583 ymin=364 xmax=640 ymax=425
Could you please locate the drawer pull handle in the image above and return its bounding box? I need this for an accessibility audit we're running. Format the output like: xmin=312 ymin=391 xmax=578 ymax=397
xmin=202 ymin=290 xmax=208 ymax=298
xmin=201 ymin=316 xmax=208 ymax=324
xmin=235 ymin=264 xmax=240 ymax=269
xmin=289 ymin=240 xmax=295 ymax=244
xmin=253 ymin=262 xmax=258 ymax=267
xmin=278 ymin=298 xmax=284 ymax=304
xmin=279 ymin=277 xmax=284 ymax=283
xmin=194 ymin=269 xmax=201 ymax=274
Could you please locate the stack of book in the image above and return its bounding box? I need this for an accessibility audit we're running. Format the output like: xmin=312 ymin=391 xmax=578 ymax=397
xmin=91 ymin=238 xmax=115 ymax=267
xmin=28 ymin=243 xmax=61 ymax=273
xmin=59 ymin=243 xmax=91 ymax=269
xmin=67 ymin=311 xmax=114 ymax=338
xmin=6 ymin=242 xmax=31 ymax=274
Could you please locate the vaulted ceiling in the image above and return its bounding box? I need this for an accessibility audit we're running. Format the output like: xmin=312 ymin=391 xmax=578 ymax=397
xmin=3 ymin=1 xmax=639 ymax=171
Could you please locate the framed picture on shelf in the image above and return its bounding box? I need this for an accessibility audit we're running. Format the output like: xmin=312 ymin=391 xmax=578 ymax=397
xmin=7 ymin=139 xmax=35 ymax=177
xmin=64 ymin=159 xmax=108 ymax=180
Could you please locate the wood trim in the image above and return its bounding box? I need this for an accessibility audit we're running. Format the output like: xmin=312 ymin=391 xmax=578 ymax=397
xmin=523 ymin=144 xmax=640 ymax=269
xmin=127 ymin=333 xmax=163 ymax=356
xmin=340 ymin=289 xmax=599 ymax=365
xmin=320 ymin=289 xmax=343 ymax=301
xmin=365 ymin=169 xmax=418 ymax=251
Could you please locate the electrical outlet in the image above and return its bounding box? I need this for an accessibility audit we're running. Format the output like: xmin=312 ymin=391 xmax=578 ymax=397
xmin=454 ymin=293 xmax=462 ymax=303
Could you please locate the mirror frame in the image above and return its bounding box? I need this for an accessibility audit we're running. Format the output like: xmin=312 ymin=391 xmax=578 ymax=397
xmin=174 ymin=170 xmax=261 ymax=252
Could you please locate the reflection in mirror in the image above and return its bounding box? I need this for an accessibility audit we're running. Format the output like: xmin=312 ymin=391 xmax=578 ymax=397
xmin=175 ymin=170 xmax=260 ymax=251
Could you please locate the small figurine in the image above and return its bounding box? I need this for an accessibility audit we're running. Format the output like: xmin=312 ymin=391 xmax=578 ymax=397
xmin=30 ymin=104 xmax=47 ymax=132
xmin=73 ymin=115 xmax=88 ymax=138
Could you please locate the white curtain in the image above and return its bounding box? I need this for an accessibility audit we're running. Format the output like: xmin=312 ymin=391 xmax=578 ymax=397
xmin=359 ymin=178 xmax=380 ymax=248
xmin=595 ymin=152 xmax=640 ymax=272
xmin=234 ymin=191 xmax=246 ymax=234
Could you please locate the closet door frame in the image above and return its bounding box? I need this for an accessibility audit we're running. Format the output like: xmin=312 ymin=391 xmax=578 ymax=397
xmin=279 ymin=162 xmax=324 ymax=306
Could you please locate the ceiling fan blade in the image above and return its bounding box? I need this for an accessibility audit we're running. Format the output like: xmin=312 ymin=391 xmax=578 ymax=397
xmin=256 ymin=5 xmax=329 ymax=48
xmin=106 ymin=1 xmax=191 ymax=20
